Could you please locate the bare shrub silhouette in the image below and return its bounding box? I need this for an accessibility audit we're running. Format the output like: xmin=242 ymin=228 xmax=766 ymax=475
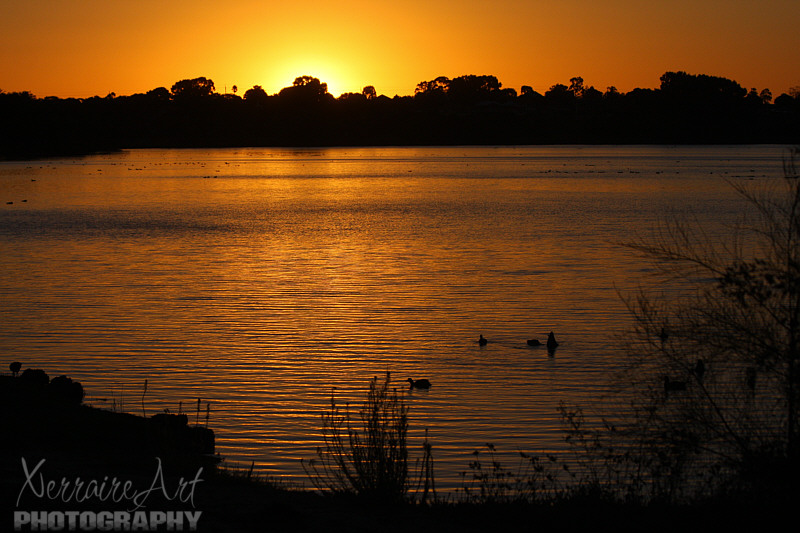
xmin=458 ymin=443 xmax=566 ymax=504
xmin=564 ymin=148 xmax=800 ymax=502
xmin=302 ymin=373 xmax=435 ymax=503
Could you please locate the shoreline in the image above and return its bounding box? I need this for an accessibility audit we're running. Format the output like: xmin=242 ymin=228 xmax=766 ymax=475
xmin=2 ymin=369 xmax=796 ymax=532
xmin=1 ymin=140 xmax=796 ymax=163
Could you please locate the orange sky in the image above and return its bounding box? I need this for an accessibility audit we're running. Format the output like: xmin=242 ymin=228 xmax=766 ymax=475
xmin=2 ymin=0 xmax=798 ymax=99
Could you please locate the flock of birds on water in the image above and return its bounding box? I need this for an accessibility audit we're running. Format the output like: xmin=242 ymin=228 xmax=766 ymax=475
xmin=6 ymin=333 xmax=560 ymax=397
xmin=407 ymin=332 xmax=750 ymax=401
xmin=478 ymin=331 xmax=559 ymax=350
xmin=11 ymin=330 xmax=733 ymax=401
xmin=406 ymin=331 xmax=560 ymax=391
xmin=6 ymin=333 xmax=562 ymax=396
xmin=6 ymin=333 xmax=560 ymax=394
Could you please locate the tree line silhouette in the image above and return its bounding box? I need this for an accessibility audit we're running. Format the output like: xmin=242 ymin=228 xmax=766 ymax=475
xmin=1 ymin=72 xmax=799 ymax=158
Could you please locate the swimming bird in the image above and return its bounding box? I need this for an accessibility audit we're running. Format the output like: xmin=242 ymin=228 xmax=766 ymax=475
xmin=663 ymin=376 xmax=687 ymax=395
xmin=527 ymin=339 xmax=542 ymax=346
xmin=546 ymin=331 xmax=559 ymax=352
xmin=9 ymin=361 xmax=21 ymax=377
xmin=478 ymin=335 xmax=488 ymax=346
xmin=407 ymin=378 xmax=432 ymax=389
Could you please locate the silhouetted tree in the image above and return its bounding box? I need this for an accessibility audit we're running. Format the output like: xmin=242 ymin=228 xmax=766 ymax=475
xmin=170 ymin=77 xmax=216 ymax=99
xmin=278 ymin=76 xmax=331 ymax=105
xmin=544 ymin=83 xmax=574 ymax=106
xmin=3 ymin=90 xmax=35 ymax=101
xmin=415 ymin=76 xmax=450 ymax=97
xmin=775 ymin=93 xmax=795 ymax=108
xmin=568 ymin=76 xmax=585 ymax=98
xmin=338 ymin=92 xmax=367 ymax=103
xmin=604 ymin=86 xmax=621 ymax=100
xmin=659 ymin=71 xmax=746 ymax=104
xmin=1 ymin=70 xmax=798 ymax=157
xmin=447 ymin=74 xmax=502 ymax=102
xmin=582 ymin=86 xmax=603 ymax=103
xmin=146 ymin=87 xmax=171 ymax=101
xmin=614 ymin=149 xmax=800 ymax=497
xmin=500 ymin=87 xmax=517 ymax=99
xmin=745 ymin=88 xmax=764 ymax=107
xmin=362 ymin=85 xmax=377 ymax=100
xmin=243 ymin=85 xmax=269 ymax=104
xmin=519 ymin=86 xmax=544 ymax=104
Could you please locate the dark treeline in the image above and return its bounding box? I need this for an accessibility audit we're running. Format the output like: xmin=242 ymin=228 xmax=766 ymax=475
xmin=2 ymin=72 xmax=799 ymax=158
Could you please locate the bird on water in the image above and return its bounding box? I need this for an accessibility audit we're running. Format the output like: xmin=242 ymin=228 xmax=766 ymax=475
xmin=547 ymin=331 xmax=559 ymax=352
xmin=407 ymin=378 xmax=432 ymax=389
xmin=478 ymin=335 xmax=488 ymax=346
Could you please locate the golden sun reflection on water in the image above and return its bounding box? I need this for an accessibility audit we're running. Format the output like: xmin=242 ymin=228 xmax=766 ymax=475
xmin=0 ymin=145 xmax=784 ymax=489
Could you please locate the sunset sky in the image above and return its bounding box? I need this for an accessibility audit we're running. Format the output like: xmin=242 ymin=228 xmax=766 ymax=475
xmin=2 ymin=0 xmax=798 ymax=99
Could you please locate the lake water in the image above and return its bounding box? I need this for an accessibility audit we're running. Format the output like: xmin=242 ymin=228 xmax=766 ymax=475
xmin=0 ymin=145 xmax=788 ymax=490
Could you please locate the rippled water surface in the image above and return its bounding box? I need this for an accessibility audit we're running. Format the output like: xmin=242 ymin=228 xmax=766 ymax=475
xmin=0 ymin=145 xmax=787 ymax=488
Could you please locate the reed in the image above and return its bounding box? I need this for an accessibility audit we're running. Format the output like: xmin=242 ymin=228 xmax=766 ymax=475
xmin=302 ymin=372 xmax=435 ymax=503
xmin=140 ymin=379 xmax=148 ymax=418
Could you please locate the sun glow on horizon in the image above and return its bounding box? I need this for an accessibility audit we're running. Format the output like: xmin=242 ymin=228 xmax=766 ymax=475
xmin=1 ymin=0 xmax=798 ymax=100
xmin=264 ymin=56 xmax=361 ymax=97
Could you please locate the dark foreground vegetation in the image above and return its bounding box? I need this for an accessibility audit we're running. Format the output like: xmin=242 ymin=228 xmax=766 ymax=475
xmin=2 ymin=71 xmax=800 ymax=159
xmin=2 ymin=369 xmax=794 ymax=533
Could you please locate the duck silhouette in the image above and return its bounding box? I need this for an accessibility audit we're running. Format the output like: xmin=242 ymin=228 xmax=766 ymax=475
xmin=527 ymin=339 xmax=542 ymax=346
xmin=546 ymin=332 xmax=559 ymax=352
xmin=407 ymin=378 xmax=432 ymax=389
xmin=478 ymin=335 xmax=488 ymax=346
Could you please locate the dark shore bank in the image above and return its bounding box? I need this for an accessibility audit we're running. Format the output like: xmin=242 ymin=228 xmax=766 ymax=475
xmin=1 ymin=368 xmax=794 ymax=532
xmin=0 ymin=370 xmax=214 ymax=462
xmin=1 ymin=368 xmax=216 ymax=529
